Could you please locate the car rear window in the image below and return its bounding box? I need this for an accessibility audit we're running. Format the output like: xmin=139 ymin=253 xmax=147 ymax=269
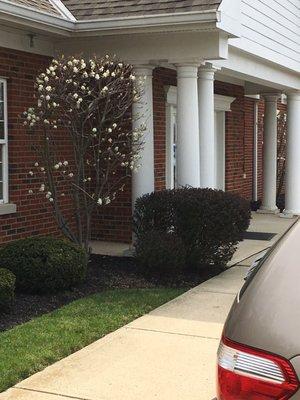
xmin=239 ymin=251 xmax=269 ymax=299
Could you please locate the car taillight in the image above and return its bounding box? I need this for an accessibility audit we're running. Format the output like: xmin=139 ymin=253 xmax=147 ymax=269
xmin=217 ymin=336 xmax=299 ymax=399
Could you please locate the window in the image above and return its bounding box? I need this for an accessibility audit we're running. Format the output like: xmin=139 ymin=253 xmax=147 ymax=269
xmin=0 ymin=79 xmax=8 ymax=204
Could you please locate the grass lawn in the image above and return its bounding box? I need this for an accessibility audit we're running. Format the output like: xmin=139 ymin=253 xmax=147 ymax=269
xmin=0 ymin=288 xmax=185 ymax=393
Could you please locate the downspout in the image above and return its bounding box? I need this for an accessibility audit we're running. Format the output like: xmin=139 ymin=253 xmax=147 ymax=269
xmin=253 ymin=98 xmax=260 ymax=202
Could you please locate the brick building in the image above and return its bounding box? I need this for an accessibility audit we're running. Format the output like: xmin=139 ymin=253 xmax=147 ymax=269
xmin=0 ymin=0 xmax=299 ymax=246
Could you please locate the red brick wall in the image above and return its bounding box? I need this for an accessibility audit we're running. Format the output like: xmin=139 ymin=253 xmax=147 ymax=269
xmin=153 ymin=68 xmax=177 ymax=190
xmin=214 ymin=81 xmax=248 ymax=196
xmin=0 ymin=47 xmax=136 ymax=246
xmin=91 ymin=180 xmax=132 ymax=243
xmin=0 ymin=47 xmax=81 ymax=246
xmin=0 ymin=47 xmax=62 ymax=245
xmin=1 ymin=53 xmax=286 ymax=245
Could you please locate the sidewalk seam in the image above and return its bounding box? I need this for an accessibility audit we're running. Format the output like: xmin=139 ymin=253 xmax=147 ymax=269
xmin=14 ymin=387 xmax=95 ymax=400
xmin=126 ymin=326 xmax=220 ymax=341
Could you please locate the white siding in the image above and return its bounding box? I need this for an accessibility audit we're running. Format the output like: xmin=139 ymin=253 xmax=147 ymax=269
xmin=230 ymin=0 xmax=300 ymax=73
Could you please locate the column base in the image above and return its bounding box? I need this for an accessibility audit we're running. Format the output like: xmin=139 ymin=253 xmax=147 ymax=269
xmin=279 ymin=209 xmax=299 ymax=219
xmin=257 ymin=207 xmax=280 ymax=215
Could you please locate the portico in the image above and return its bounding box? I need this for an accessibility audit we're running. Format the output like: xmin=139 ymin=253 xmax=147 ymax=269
xmin=132 ymin=62 xmax=234 ymax=206
xmin=131 ymin=60 xmax=300 ymax=220
xmin=51 ymin=0 xmax=300 ymax=241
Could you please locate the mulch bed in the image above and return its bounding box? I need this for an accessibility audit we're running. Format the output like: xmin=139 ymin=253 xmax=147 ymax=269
xmin=0 ymin=255 xmax=222 ymax=332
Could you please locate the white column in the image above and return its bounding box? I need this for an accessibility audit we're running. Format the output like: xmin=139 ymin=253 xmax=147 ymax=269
xmin=132 ymin=66 xmax=154 ymax=207
xmin=283 ymin=92 xmax=300 ymax=216
xmin=198 ymin=65 xmax=217 ymax=188
xmin=176 ymin=64 xmax=200 ymax=187
xmin=258 ymin=94 xmax=280 ymax=214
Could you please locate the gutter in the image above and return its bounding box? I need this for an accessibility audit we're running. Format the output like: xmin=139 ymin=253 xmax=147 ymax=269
xmin=0 ymin=2 xmax=220 ymax=37
xmin=0 ymin=0 xmax=74 ymax=36
xmin=74 ymin=10 xmax=220 ymax=34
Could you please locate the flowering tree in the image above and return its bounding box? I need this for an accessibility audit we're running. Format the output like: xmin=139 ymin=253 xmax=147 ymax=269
xmin=277 ymin=110 xmax=287 ymax=198
xmin=23 ymin=55 xmax=144 ymax=253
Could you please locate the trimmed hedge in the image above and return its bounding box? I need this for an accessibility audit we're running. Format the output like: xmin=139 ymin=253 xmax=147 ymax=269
xmin=134 ymin=188 xmax=251 ymax=269
xmin=0 ymin=268 xmax=16 ymax=313
xmin=135 ymin=231 xmax=186 ymax=278
xmin=0 ymin=237 xmax=87 ymax=294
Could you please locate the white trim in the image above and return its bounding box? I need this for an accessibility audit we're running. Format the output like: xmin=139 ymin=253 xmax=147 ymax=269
xmin=0 ymin=2 xmax=220 ymax=37
xmin=165 ymin=85 xmax=177 ymax=106
xmin=215 ymin=111 xmax=226 ymax=190
xmin=0 ymin=0 xmax=73 ymax=36
xmin=0 ymin=78 xmax=9 ymax=204
xmin=214 ymin=94 xmax=236 ymax=111
xmin=165 ymin=86 xmax=178 ymax=189
xmin=49 ymin=0 xmax=77 ymax=21
xmin=0 ymin=203 xmax=16 ymax=215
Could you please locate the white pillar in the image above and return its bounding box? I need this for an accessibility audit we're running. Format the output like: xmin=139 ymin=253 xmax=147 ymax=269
xmin=283 ymin=92 xmax=300 ymax=216
xmin=258 ymin=94 xmax=280 ymax=214
xmin=132 ymin=66 xmax=154 ymax=207
xmin=176 ymin=64 xmax=200 ymax=187
xmin=198 ymin=65 xmax=217 ymax=188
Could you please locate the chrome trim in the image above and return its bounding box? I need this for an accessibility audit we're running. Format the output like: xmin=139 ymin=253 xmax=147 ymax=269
xmin=218 ymin=342 xmax=285 ymax=383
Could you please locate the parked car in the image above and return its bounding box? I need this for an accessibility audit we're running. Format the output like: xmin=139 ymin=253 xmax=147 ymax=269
xmin=217 ymin=218 xmax=300 ymax=399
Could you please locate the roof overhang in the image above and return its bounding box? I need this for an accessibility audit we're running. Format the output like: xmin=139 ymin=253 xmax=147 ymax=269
xmin=0 ymin=1 xmax=239 ymax=38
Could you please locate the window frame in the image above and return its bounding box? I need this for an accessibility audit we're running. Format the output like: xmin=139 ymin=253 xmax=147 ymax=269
xmin=0 ymin=78 xmax=9 ymax=204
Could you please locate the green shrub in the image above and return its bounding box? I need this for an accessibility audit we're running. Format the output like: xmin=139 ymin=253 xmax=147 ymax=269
xmin=135 ymin=231 xmax=186 ymax=278
xmin=0 ymin=268 xmax=16 ymax=313
xmin=134 ymin=188 xmax=251 ymax=268
xmin=0 ymin=237 xmax=87 ymax=294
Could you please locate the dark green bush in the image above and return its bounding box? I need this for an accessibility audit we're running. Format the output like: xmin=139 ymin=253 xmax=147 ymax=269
xmin=134 ymin=188 xmax=251 ymax=268
xmin=0 ymin=268 xmax=16 ymax=313
xmin=135 ymin=231 xmax=186 ymax=278
xmin=0 ymin=237 xmax=87 ymax=294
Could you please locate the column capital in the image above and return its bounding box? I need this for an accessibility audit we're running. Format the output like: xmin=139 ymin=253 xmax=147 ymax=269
xmin=133 ymin=65 xmax=155 ymax=77
xmin=286 ymin=91 xmax=300 ymax=101
xmin=198 ymin=64 xmax=218 ymax=80
xmin=262 ymin=93 xmax=281 ymax=102
xmin=176 ymin=64 xmax=199 ymax=79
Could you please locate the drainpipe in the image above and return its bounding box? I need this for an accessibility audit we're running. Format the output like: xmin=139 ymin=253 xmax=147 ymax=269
xmin=253 ymin=99 xmax=259 ymax=202
xmin=246 ymin=95 xmax=260 ymax=202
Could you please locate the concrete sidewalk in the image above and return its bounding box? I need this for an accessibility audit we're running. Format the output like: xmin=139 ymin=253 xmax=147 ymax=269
xmin=229 ymin=212 xmax=296 ymax=265
xmin=2 ymin=266 xmax=246 ymax=400
xmin=1 ymin=213 xmax=295 ymax=400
